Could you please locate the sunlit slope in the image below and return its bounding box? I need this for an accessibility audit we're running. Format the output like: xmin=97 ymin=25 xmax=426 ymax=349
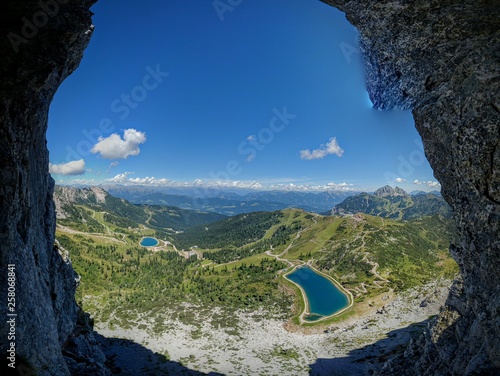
xmin=55 ymin=188 xmax=458 ymax=328
xmin=173 ymin=209 xmax=457 ymax=293
xmin=54 ymin=185 xmax=227 ymax=234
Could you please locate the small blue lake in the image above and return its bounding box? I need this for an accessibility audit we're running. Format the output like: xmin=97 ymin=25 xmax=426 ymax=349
xmin=286 ymin=266 xmax=349 ymax=321
xmin=140 ymin=237 xmax=159 ymax=247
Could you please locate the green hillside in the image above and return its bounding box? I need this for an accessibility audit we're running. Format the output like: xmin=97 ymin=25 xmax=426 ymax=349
xmin=172 ymin=209 xmax=457 ymax=292
xmin=172 ymin=211 xmax=284 ymax=249
xmin=54 ymin=185 xmax=226 ymax=233
xmin=54 ymin=187 xmax=458 ymax=330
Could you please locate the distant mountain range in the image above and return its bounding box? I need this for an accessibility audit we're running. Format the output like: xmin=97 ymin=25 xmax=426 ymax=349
xmin=328 ymin=185 xmax=450 ymax=220
xmin=55 ymin=185 xmax=448 ymax=230
xmin=410 ymin=190 xmax=442 ymax=197
xmin=102 ymin=185 xmax=357 ymax=215
xmin=54 ymin=186 xmax=226 ymax=232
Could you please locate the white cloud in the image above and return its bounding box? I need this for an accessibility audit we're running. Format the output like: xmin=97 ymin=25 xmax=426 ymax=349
xmin=91 ymin=129 xmax=146 ymax=159
xmin=102 ymin=174 xmax=359 ymax=192
xmin=106 ymin=173 xmax=172 ymax=186
xmin=413 ymin=179 xmax=441 ymax=188
xmin=129 ymin=177 xmax=170 ymax=185
xmin=327 ymin=182 xmax=354 ymax=190
xmin=269 ymin=181 xmax=355 ymax=192
xmin=105 ymin=174 xmax=263 ymax=190
xmin=300 ymin=137 xmax=344 ymax=160
xmin=209 ymin=180 xmax=263 ymax=190
xmin=49 ymin=159 xmax=86 ymax=176
xmin=427 ymin=181 xmax=441 ymax=188
xmin=394 ymin=177 xmax=406 ymax=183
xmin=246 ymin=136 xmax=257 ymax=161
xmin=107 ymin=172 xmax=134 ymax=183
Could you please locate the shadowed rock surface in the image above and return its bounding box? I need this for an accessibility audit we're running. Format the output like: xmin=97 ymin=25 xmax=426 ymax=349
xmin=322 ymin=0 xmax=499 ymax=374
xmin=0 ymin=1 xmax=109 ymax=375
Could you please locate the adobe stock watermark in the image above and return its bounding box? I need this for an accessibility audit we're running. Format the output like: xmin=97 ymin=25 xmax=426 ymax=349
xmin=191 ymin=106 xmax=296 ymax=205
xmin=339 ymin=34 xmax=360 ymax=64
xmin=7 ymin=0 xmax=82 ymax=54
xmin=6 ymin=264 xmax=16 ymax=370
xmin=209 ymin=106 xmax=296 ymax=182
xmin=213 ymin=0 xmax=244 ymax=22
xmin=384 ymin=139 xmax=426 ymax=184
xmin=65 ymin=64 xmax=169 ymax=162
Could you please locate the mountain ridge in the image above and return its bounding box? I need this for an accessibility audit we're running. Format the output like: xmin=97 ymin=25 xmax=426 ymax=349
xmin=54 ymin=185 xmax=227 ymax=233
xmin=374 ymin=185 xmax=408 ymax=197
xmin=330 ymin=186 xmax=451 ymax=220
xmin=102 ymin=184 xmax=358 ymax=214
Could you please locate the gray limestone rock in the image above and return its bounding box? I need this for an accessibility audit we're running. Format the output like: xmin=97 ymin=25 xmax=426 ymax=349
xmin=322 ymin=0 xmax=500 ymax=374
xmin=0 ymin=1 xmax=109 ymax=375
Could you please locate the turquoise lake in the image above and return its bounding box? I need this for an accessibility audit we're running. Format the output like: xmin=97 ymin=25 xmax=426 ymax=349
xmin=140 ymin=237 xmax=159 ymax=247
xmin=286 ymin=266 xmax=349 ymax=321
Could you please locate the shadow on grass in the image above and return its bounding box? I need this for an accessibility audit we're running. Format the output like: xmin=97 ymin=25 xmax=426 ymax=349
xmin=96 ymin=333 xmax=225 ymax=376
xmin=309 ymin=320 xmax=430 ymax=376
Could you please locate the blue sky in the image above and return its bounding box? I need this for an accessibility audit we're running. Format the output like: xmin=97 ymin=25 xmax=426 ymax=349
xmin=47 ymin=0 xmax=440 ymax=192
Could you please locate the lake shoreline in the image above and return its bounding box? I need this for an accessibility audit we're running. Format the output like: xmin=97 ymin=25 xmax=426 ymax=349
xmin=139 ymin=236 xmax=159 ymax=247
xmin=284 ymin=265 xmax=354 ymax=324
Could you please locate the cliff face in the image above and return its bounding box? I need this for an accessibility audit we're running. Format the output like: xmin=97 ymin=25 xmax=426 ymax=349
xmin=0 ymin=1 xmax=109 ymax=375
xmin=322 ymin=0 xmax=499 ymax=374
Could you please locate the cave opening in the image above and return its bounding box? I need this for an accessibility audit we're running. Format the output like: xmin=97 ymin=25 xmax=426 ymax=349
xmin=5 ymin=0 xmax=498 ymax=375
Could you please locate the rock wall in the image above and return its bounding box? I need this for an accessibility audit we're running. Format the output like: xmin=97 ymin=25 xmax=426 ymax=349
xmin=321 ymin=0 xmax=499 ymax=374
xmin=0 ymin=1 xmax=109 ymax=375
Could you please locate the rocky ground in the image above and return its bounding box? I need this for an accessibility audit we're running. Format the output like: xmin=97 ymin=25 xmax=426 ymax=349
xmin=95 ymin=279 xmax=452 ymax=375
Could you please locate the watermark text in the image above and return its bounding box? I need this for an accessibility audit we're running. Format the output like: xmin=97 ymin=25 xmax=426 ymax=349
xmin=213 ymin=0 xmax=244 ymax=22
xmin=65 ymin=64 xmax=169 ymax=162
xmin=6 ymin=264 xmax=16 ymax=369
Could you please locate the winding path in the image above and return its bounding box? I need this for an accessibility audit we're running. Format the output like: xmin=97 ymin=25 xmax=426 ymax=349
xmin=56 ymin=224 xmax=126 ymax=244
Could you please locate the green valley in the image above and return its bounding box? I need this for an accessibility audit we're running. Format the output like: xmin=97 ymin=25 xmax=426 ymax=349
xmin=54 ymin=186 xmax=458 ymax=332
